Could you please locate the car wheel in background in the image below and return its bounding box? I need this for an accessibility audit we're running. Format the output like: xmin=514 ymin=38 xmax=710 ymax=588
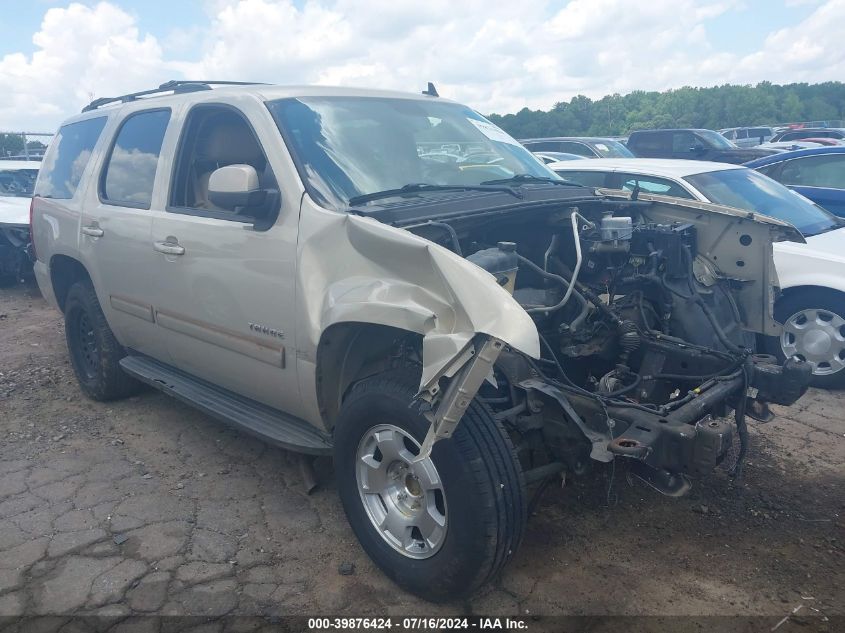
xmin=767 ymin=289 xmax=845 ymax=388
xmin=333 ymin=368 xmax=526 ymax=602
xmin=64 ymin=280 xmax=142 ymax=400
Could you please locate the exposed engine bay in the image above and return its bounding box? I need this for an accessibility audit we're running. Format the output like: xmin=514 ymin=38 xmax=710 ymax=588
xmin=400 ymin=195 xmax=812 ymax=494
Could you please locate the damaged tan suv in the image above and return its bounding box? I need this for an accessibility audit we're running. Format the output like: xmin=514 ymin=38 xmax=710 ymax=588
xmin=31 ymin=81 xmax=811 ymax=601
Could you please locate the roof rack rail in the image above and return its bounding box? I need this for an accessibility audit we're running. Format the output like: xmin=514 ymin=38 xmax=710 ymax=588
xmin=81 ymin=80 xmax=268 ymax=113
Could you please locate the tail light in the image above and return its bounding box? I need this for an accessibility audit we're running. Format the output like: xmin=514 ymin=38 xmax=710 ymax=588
xmin=29 ymin=197 xmax=37 ymax=262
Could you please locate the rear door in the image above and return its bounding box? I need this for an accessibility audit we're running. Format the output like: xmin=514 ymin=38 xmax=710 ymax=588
xmin=148 ymin=98 xmax=305 ymax=417
xmin=78 ymin=108 xmax=173 ymax=360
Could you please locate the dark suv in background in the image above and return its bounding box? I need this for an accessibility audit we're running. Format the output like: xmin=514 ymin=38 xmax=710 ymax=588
xmin=520 ymin=136 xmax=634 ymax=158
xmin=627 ymin=128 xmax=778 ymax=164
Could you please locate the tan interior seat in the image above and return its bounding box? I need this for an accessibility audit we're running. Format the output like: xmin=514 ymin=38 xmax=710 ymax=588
xmin=194 ymin=118 xmax=266 ymax=210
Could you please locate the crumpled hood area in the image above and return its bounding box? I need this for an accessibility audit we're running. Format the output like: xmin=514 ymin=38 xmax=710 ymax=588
xmin=297 ymin=206 xmax=540 ymax=388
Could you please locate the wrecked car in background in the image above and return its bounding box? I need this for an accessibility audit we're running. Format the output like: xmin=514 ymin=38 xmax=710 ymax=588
xmin=0 ymin=160 xmax=38 ymax=284
xmin=30 ymin=82 xmax=811 ymax=602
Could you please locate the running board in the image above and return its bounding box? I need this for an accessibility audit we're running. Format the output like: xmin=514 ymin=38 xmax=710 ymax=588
xmin=119 ymin=355 xmax=332 ymax=455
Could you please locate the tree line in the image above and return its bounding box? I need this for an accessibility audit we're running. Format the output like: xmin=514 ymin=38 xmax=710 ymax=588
xmin=487 ymin=81 xmax=845 ymax=139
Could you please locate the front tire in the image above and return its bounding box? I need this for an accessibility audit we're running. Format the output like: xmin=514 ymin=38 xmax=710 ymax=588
xmin=333 ymin=370 xmax=525 ymax=602
xmin=766 ymin=289 xmax=845 ymax=388
xmin=64 ymin=280 xmax=141 ymax=401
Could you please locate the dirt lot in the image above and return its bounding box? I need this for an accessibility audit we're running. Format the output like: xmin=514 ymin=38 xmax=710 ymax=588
xmin=0 ymin=282 xmax=843 ymax=622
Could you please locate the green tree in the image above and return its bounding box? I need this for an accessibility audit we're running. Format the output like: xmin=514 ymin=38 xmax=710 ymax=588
xmin=488 ymin=81 xmax=845 ymax=137
xmin=0 ymin=134 xmax=25 ymax=157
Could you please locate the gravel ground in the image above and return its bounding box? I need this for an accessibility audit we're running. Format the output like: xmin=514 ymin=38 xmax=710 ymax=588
xmin=0 ymin=282 xmax=843 ymax=623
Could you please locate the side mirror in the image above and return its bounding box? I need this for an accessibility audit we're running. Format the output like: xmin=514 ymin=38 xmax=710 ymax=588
xmin=208 ymin=164 xmax=266 ymax=210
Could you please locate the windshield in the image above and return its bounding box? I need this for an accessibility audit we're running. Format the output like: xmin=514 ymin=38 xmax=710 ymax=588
xmin=0 ymin=168 xmax=38 ymax=198
xmin=592 ymin=140 xmax=634 ymax=158
xmin=697 ymin=129 xmax=737 ymax=150
xmin=266 ymin=97 xmax=559 ymax=206
xmin=684 ymin=168 xmax=839 ymax=236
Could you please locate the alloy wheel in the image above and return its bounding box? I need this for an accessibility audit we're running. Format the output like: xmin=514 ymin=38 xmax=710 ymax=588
xmin=355 ymin=424 xmax=447 ymax=559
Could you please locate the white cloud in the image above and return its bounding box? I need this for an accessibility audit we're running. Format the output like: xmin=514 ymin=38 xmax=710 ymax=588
xmin=0 ymin=2 xmax=175 ymax=131
xmin=2 ymin=0 xmax=844 ymax=131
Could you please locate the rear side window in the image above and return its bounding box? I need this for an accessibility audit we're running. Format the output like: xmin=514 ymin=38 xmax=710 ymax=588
xmin=780 ymin=155 xmax=845 ymax=189
xmin=555 ymin=170 xmax=609 ymax=187
xmin=35 ymin=117 xmax=107 ymax=199
xmin=556 ymin=142 xmax=594 ymax=157
xmin=629 ymin=132 xmax=670 ymax=153
xmin=523 ymin=141 xmax=557 ymax=152
xmin=755 ymin=163 xmax=781 ymax=178
xmin=672 ymin=131 xmax=699 ymax=153
xmin=617 ymin=174 xmax=695 ymax=199
xmin=101 ymin=109 xmax=171 ymax=208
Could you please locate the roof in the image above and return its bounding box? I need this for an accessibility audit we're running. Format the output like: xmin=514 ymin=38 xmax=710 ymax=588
xmin=0 ymin=160 xmax=41 ymax=171
xmin=777 ymin=127 xmax=845 ymax=134
xmin=80 ymin=81 xmax=450 ymax=112
xmin=719 ymin=126 xmax=773 ymax=132
xmin=520 ymin=137 xmax=623 ymax=144
xmin=59 ymin=82 xmax=458 ymax=127
xmin=743 ymin=145 xmax=845 ymax=168
xmin=628 ymin=129 xmax=711 ymax=135
xmin=547 ymin=158 xmax=742 ymax=178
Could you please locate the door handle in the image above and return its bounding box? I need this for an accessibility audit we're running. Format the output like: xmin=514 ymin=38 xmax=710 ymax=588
xmin=153 ymin=240 xmax=185 ymax=256
xmin=81 ymin=225 xmax=104 ymax=238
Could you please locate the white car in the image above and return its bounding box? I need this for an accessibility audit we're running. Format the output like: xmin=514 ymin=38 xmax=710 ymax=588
xmin=758 ymin=141 xmax=832 ymax=151
xmin=0 ymin=160 xmax=39 ymax=283
xmin=550 ymin=158 xmax=845 ymax=387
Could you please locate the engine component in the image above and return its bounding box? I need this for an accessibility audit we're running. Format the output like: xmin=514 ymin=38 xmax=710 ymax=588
xmin=593 ymin=213 xmax=632 ymax=253
xmin=750 ymin=356 xmax=812 ymax=405
xmin=617 ymin=320 xmax=641 ymax=355
xmin=467 ymin=241 xmax=519 ymax=293
xmin=630 ymin=223 xmax=697 ymax=278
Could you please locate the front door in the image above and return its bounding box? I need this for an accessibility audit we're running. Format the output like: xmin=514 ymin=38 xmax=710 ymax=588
xmin=148 ymin=101 xmax=303 ymax=417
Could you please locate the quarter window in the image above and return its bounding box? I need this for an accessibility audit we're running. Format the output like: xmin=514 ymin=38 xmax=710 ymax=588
xmin=101 ymin=109 xmax=170 ymax=208
xmin=34 ymin=117 xmax=107 ymax=199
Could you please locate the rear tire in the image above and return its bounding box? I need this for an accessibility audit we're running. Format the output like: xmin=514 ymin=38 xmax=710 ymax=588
xmin=766 ymin=289 xmax=845 ymax=388
xmin=333 ymin=369 xmax=525 ymax=602
xmin=64 ymin=280 xmax=141 ymax=400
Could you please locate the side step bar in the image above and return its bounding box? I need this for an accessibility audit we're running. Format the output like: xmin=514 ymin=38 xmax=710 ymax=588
xmin=119 ymin=355 xmax=332 ymax=455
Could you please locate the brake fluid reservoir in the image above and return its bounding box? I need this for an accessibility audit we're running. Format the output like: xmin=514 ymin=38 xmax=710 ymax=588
xmin=467 ymin=241 xmax=519 ymax=294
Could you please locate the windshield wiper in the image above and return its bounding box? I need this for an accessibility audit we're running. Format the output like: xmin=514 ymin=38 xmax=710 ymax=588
xmin=481 ymin=174 xmax=583 ymax=187
xmin=347 ymin=182 xmax=522 ymax=207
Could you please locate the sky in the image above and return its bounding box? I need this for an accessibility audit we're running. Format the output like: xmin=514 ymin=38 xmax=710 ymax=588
xmin=1 ymin=0 xmax=843 ymax=131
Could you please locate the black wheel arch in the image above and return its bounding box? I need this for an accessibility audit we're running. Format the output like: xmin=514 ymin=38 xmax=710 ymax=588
xmin=316 ymin=322 xmax=423 ymax=433
xmin=50 ymin=255 xmax=92 ymax=312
